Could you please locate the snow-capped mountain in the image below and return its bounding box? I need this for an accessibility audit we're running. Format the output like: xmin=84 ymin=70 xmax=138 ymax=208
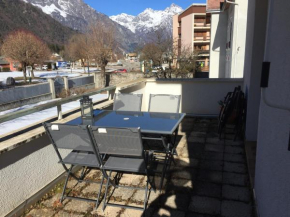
xmin=21 ymin=0 xmax=140 ymax=51
xmin=20 ymin=1 xmax=182 ymax=51
xmin=110 ymin=4 xmax=183 ymax=36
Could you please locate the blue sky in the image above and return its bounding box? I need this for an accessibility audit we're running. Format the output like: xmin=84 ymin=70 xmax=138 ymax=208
xmin=83 ymin=0 xmax=206 ymax=16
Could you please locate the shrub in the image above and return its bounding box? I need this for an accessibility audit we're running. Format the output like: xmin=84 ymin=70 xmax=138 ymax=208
xmin=1 ymin=67 xmax=10 ymax=72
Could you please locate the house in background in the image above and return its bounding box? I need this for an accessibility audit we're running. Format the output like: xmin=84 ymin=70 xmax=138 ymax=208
xmin=0 ymin=56 xmax=10 ymax=72
xmin=0 ymin=56 xmax=21 ymax=72
xmin=207 ymin=0 xmax=248 ymax=78
xmin=126 ymin=53 xmax=138 ymax=62
xmin=173 ymin=4 xmax=211 ymax=75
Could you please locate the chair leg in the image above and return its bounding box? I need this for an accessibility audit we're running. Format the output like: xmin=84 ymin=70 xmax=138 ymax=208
xmin=95 ymin=174 xmax=105 ymax=208
xmin=159 ymin=153 xmax=169 ymax=191
xmin=143 ymin=180 xmax=149 ymax=210
xmin=103 ymin=170 xmax=112 ymax=211
xmin=61 ymin=166 xmax=73 ymax=203
xmin=79 ymin=166 xmax=87 ymax=180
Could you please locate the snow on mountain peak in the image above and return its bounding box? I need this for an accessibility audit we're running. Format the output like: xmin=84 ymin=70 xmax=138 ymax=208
xmin=110 ymin=4 xmax=183 ymax=35
xmin=165 ymin=3 xmax=183 ymax=13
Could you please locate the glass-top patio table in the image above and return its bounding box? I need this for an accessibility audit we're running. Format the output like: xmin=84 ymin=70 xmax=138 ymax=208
xmin=67 ymin=110 xmax=186 ymax=135
xmin=67 ymin=109 xmax=185 ymax=190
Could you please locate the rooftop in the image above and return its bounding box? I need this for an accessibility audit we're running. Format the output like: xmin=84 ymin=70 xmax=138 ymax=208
xmin=24 ymin=117 xmax=254 ymax=217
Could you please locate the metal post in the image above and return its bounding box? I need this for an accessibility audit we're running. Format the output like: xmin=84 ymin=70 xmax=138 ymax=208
xmin=93 ymin=72 xmax=100 ymax=89
xmin=63 ymin=76 xmax=69 ymax=91
xmin=107 ymin=89 xmax=116 ymax=100
xmin=48 ymin=78 xmax=56 ymax=99
xmin=57 ymin=105 xmax=62 ymax=120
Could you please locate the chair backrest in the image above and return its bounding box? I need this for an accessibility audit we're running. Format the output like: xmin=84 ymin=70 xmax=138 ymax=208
xmin=44 ymin=123 xmax=94 ymax=152
xmin=148 ymin=94 xmax=181 ymax=113
xmin=113 ymin=93 xmax=143 ymax=112
xmin=89 ymin=126 xmax=143 ymax=157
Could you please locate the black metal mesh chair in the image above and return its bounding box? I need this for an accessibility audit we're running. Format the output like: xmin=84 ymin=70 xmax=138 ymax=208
xmin=113 ymin=93 xmax=143 ymax=111
xmin=146 ymin=94 xmax=181 ymax=188
xmin=43 ymin=123 xmax=105 ymax=207
xmin=148 ymin=94 xmax=181 ymax=113
xmin=88 ymin=126 xmax=152 ymax=211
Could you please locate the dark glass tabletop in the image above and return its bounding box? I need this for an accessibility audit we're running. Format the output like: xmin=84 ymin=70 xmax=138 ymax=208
xmin=67 ymin=110 xmax=186 ymax=135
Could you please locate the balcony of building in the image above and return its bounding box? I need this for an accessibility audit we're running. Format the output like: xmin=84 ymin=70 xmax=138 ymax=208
xmin=194 ymin=15 xmax=211 ymax=30
xmin=0 ymin=78 xmax=257 ymax=217
xmin=178 ymin=27 xmax=181 ymax=35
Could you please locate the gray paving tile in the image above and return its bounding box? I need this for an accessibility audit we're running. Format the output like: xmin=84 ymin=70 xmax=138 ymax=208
xmin=197 ymin=170 xmax=223 ymax=184
xmin=205 ymin=144 xmax=224 ymax=153
xmin=224 ymin=153 xmax=246 ymax=163
xmin=224 ymin=134 xmax=236 ymax=140
xmin=63 ymin=199 xmax=93 ymax=213
xmin=188 ymin=196 xmax=221 ymax=215
xmin=221 ymin=200 xmax=253 ymax=217
xmin=160 ymin=193 xmax=190 ymax=210
xmin=200 ymin=160 xmax=223 ymax=171
xmin=27 ymin=208 xmax=56 ymax=217
xmin=171 ymin=168 xmax=198 ymax=180
xmin=54 ymin=211 xmax=84 ymax=217
xmin=223 ymin=172 xmax=249 ymax=187
xmin=168 ymin=178 xmax=194 ymax=191
xmin=174 ymin=157 xmax=200 ymax=168
xmin=192 ymin=127 xmax=208 ymax=133
xmin=186 ymin=142 xmax=205 ymax=153
xmin=201 ymin=151 xmax=224 ymax=161
xmin=190 ymin=132 xmax=207 ymax=138
xmin=225 ymin=146 xmax=244 ymax=155
xmin=225 ymin=140 xmax=244 ymax=147
xmin=180 ymin=146 xmax=204 ymax=159
xmin=152 ymin=208 xmax=186 ymax=217
xmin=206 ymin=137 xmax=225 ymax=145
xmin=193 ymin=181 xmax=222 ymax=198
xmin=206 ymin=132 xmax=219 ymax=138
xmin=222 ymin=185 xmax=251 ymax=202
xmin=185 ymin=213 xmax=214 ymax=217
xmin=188 ymin=136 xmax=206 ymax=143
xmin=223 ymin=162 xmax=247 ymax=174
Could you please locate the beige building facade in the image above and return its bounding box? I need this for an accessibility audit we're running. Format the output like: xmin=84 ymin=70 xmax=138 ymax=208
xmin=173 ymin=4 xmax=211 ymax=75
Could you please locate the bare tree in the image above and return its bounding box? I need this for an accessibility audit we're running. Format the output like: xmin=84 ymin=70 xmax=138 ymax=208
xmin=141 ymin=27 xmax=200 ymax=79
xmin=65 ymin=34 xmax=90 ymax=73
xmin=1 ymin=30 xmax=50 ymax=82
xmin=140 ymin=43 xmax=163 ymax=66
xmin=29 ymin=41 xmax=50 ymax=78
xmin=87 ymin=23 xmax=115 ymax=87
xmin=175 ymin=45 xmax=200 ymax=78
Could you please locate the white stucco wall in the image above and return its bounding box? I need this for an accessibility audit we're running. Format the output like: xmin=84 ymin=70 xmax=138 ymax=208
xmin=225 ymin=0 xmax=248 ymax=78
xmin=243 ymin=0 xmax=268 ymax=141
xmin=0 ymin=135 xmax=68 ymax=217
xmin=142 ymin=79 xmax=243 ymax=114
xmin=209 ymin=13 xmax=227 ymax=78
xmin=254 ymin=0 xmax=290 ymax=216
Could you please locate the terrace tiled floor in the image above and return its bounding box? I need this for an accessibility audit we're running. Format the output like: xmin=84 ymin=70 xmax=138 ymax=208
xmin=24 ymin=118 xmax=255 ymax=217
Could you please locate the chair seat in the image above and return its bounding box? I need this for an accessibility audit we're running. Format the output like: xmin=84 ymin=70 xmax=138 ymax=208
xmin=103 ymin=157 xmax=146 ymax=173
xmin=62 ymin=151 xmax=100 ymax=168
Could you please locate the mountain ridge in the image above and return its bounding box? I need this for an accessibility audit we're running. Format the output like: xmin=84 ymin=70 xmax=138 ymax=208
xmin=21 ymin=0 xmax=140 ymax=52
xmin=0 ymin=0 xmax=76 ymax=51
xmin=110 ymin=4 xmax=183 ymax=36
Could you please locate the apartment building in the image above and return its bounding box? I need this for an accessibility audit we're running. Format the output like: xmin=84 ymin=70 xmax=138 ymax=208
xmin=173 ymin=4 xmax=211 ymax=75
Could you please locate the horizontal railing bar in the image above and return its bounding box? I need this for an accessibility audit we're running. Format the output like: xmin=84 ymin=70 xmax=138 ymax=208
xmin=0 ymin=85 xmax=116 ymax=124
